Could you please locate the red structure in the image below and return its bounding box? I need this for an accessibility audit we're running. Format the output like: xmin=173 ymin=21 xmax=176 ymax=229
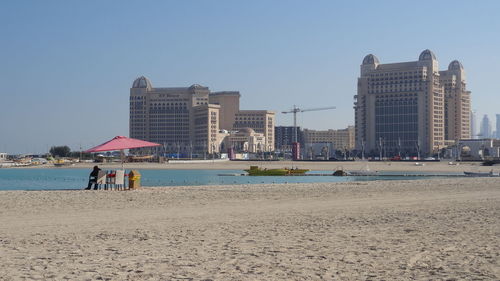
xmin=227 ymin=147 xmax=235 ymax=160
xmin=292 ymin=142 xmax=300 ymax=160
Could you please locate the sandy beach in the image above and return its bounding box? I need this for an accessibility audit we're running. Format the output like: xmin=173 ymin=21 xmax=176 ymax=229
xmin=0 ymin=177 xmax=499 ymax=280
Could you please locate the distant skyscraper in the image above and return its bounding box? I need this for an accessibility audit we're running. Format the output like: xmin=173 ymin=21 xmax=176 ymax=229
xmin=471 ymin=110 xmax=477 ymax=139
xmin=480 ymin=115 xmax=492 ymax=138
xmin=496 ymin=114 xmax=500 ymax=139
xmin=354 ymin=49 xmax=471 ymax=157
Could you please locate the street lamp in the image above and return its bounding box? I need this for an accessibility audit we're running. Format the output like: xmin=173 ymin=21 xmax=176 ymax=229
xmin=379 ymin=137 xmax=383 ymax=160
xmin=361 ymin=139 xmax=365 ymax=160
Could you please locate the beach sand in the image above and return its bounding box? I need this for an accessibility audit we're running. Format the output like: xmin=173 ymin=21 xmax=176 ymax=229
xmin=0 ymin=178 xmax=499 ymax=280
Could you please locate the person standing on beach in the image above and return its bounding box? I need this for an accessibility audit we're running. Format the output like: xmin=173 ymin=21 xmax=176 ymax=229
xmin=85 ymin=165 xmax=101 ymax=190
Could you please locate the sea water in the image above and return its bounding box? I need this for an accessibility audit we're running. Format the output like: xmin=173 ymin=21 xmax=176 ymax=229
xmin=0 ymin=168 xmax=434 ymax=191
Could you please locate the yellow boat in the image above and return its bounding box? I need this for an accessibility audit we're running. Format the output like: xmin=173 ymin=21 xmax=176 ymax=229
xmin=244 ymin=166 xmax=309 ymax=176
xmin=288 ymin=168 xmax=310 ymax=175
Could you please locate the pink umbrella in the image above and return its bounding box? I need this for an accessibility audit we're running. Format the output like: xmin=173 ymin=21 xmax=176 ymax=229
xmin=85 ymin=136 xmax=161 ymax=153
xmin=85 ymin=136 xmax=161 ymax=168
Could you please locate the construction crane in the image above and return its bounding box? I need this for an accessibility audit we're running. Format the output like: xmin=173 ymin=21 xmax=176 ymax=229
xmin=281 ymin=105 xmax=336 ymax=143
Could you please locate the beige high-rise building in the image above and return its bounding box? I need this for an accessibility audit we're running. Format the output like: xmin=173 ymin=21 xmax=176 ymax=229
xmin=130 ymin=76 xmax=275 ymax=155
xmin=354 ymin=50 xmax=471 ymax=157
xmin=303 ymin=126 xmax=355 ymax=150
xmin=129 ymin=77 xmax=217 ymax=154
xmin=440 ymin=61 xmax=471 ymax=141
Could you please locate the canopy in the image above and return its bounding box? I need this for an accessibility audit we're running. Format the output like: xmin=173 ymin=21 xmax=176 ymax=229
xmin=85 ymin=136 xmax=161 ymax=153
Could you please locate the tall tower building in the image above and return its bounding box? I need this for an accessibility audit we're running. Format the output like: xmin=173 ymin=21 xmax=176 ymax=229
xmin=480 ymin=115 xmax=492 ymax=138
xmin=354 ymin=50 xmax=445 ymax=157
xmin=129 ymin=77 xmax=219 ymax=154
xmin=355 ymin=50 xmax=472 ymax=157
xmin=440 ymin=61 xmax=471 ymax=140
xmin=496 ymin=114 xmax=500 ymax=139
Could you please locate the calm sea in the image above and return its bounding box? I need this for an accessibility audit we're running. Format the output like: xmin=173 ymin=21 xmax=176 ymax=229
xmin=0 ymin=168 xmax=434 ymax=191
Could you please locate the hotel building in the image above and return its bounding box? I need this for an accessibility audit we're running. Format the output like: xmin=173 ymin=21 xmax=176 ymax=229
xmin=354 ymin=50 xmax=471 ymax=157
xmin=130 ymin=76 xmax=275 ymax=155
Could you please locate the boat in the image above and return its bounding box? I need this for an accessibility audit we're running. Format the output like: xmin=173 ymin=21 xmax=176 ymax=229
xmin=288 ymin=168 xmax=310 ymax=175
xmin=53 ymin=159 xmax=74 ymax=167
xmin=347 ymin=165 xmax=379 ymax=176
xmin=482 ymin=159 xmax=500 ymax=166
xmin=333 ymin=166 xmax=348 ymax=176
xmin=347 ymin=170 xmax=379 ymax=176
xmin=333 ymin=169 xmax=348 ymax=176
xmin=244 ymin=166 xmax=309 ymax=176
xmin=463 ymin=171 xmax=499 ymax=177
xmin=217 ymin=173 xmax=246 ymax=176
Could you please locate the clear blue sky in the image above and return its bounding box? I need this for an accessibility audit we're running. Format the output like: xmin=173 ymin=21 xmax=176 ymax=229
xmin=1 ymin=0 xmax=499 ymax=154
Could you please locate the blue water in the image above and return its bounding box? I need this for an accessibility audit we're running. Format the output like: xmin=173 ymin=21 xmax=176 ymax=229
xmin=0 ymin=169 xmax=433 ymax=191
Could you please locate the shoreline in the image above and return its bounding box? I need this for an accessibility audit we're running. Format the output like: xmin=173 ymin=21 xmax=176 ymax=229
xmin=6 ymin=159 xmax=498 ymax=173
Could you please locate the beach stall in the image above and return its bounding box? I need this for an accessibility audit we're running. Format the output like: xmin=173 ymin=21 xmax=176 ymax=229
xmin=85 ymin=136 xmax=160 ymax=190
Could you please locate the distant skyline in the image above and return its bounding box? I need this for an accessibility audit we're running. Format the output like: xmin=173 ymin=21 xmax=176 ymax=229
xmin=1 ymin=0 xmax=500 ymax=154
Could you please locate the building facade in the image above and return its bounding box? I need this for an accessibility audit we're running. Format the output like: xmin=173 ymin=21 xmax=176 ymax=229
xmin=303 ymin=126 xmax=355 ymax=151
xmin=223 ymin=128 xmax=267 ymax=153
xmin=129 ymin=76 xmax=275 ymax=155
xmin=130 ymin=77 xmax=216 ymax=154
xmin=192 ymin=104 xmax=220 ymax=153
xmin=233 ymin=110 xmax=275 ymax=152
xmin=274 ymin=126 xmax=303 ymax=151
xmin=208 ymin=91 xmax=240 ymax=131
xmin=354 ymin=50 xmax=471 ymax=157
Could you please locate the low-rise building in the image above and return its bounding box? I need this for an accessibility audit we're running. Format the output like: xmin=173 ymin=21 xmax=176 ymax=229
xmin=303 ymin=126 xmax=355 ymax=151
xmin=223 ymin=128 xmax=266 ymax=153
xmin=0 ymin=153 xmax=7 ymax=162
xmin=233 ymin=110 xmax=275 ymax=152
xmin=458 ymin=139 xmax=500 ymax=160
